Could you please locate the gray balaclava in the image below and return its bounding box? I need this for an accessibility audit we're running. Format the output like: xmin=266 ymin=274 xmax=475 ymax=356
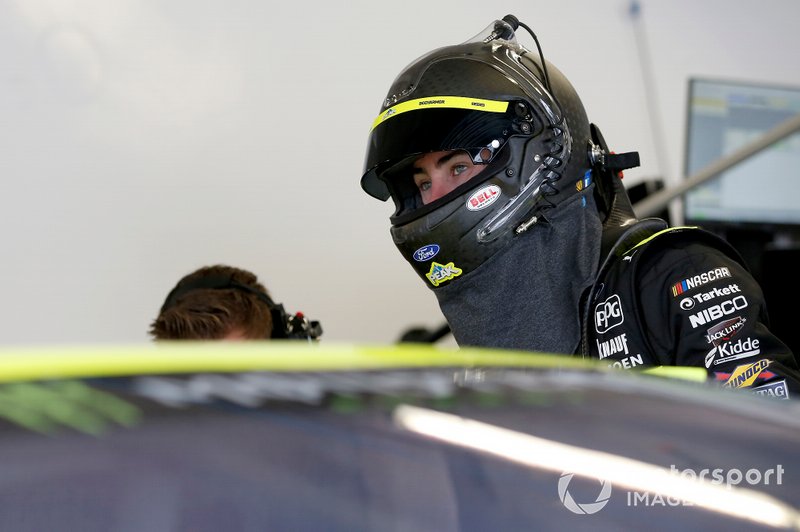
xmin=435 ymin=190 xmax=602 ymax=353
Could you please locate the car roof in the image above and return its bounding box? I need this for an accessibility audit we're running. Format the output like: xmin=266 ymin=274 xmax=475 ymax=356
xmin=0 ymin=343 xmax=797 ymax=531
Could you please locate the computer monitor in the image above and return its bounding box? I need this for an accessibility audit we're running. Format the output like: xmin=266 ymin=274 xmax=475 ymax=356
xmin=683 ymin=78 xmax=800 ymax=238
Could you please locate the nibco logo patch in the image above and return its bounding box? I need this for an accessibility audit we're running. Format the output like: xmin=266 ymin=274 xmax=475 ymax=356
xmin=688 ymin=296 xmax=748 ymax=329
xmin=595 ymin=294 xmax=624 ymax=334
xmin=466 ymin=185 xmax=501 ymax=211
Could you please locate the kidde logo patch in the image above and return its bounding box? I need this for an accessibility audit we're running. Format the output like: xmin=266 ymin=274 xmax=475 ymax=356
xmin=704 ymin=336 xmax=761 ymax=368
xmin=595 ymin=294 xmax=624 ymax=334
xmin=412 ymin=244 xmax=440 ymax=262
xmin=466 ymin=185 xmax=501 ymax=211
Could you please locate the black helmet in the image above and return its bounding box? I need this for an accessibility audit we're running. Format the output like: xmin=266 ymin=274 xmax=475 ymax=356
xmin=361 ymin=17 xmax=598 ymax=289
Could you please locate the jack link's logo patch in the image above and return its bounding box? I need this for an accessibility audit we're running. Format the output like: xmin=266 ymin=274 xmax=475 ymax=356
xmin=425 ymin=261 xmax=463 ymax=287
xmin=705 ymin=316 xmax=746 ymax=346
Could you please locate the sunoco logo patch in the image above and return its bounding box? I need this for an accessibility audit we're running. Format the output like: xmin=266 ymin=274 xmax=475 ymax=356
xmin=718 ymin=359 xmax=775 ymax=389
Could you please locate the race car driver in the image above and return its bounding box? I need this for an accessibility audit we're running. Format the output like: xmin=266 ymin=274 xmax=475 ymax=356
xmin=360 ymin=14 xmax=800 ymax=399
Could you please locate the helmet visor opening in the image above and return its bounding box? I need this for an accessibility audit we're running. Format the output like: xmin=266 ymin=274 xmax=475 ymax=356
xmin=386 ymin=145 xmax=513 ymax=226
xmin=362 ymin=97 xmax=537 ymax=200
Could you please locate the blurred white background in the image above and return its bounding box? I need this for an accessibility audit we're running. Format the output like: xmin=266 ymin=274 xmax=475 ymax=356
xmin=1 ymin=0 xmax=798 ymax=345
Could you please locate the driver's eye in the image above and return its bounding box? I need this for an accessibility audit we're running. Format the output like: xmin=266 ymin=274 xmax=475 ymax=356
xmin=452 ymin=164 xmax=469 ymax=176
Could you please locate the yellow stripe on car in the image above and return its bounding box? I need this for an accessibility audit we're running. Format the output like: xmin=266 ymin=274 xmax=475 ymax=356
xmin=0 ymin=343 xmax=706 ymax=383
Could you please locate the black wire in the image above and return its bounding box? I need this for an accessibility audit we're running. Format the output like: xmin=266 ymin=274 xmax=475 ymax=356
xmin=513 ymin=19 xmax=566 ymax=209
xmin=517 ymin=21 xmax=552 ymax=94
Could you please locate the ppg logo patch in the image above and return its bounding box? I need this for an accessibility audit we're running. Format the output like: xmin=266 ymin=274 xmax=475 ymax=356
xmin=595 ymin=294 xmax=624 ymax=334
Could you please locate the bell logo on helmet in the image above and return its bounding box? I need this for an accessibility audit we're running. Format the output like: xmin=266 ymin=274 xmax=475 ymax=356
xmin=426 ymin=262 xmax=463 ymax=287
xmin=413 ymin=244 xmax=441 ymax=262
xmin=466 ymin=185 xmax=501 ymax=211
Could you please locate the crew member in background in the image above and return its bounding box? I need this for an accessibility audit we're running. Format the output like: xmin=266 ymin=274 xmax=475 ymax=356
xmin=151 ymin=264 xmax=321 ymax=341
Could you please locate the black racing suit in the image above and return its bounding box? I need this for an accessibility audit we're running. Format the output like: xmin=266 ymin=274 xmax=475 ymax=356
xmin=581 ymin=218 xmax=800 ymax=400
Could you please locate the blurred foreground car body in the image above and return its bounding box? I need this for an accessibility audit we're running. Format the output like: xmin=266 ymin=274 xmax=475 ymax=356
xmin=0 ymin=343 xmax=797 ymax=531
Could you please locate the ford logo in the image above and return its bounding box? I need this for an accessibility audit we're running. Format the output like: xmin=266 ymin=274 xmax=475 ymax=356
xmin=413 ymin=244 xmax=440 ymax=262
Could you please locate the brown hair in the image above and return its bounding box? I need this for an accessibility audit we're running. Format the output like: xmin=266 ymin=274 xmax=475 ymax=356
xmin=149 ymin=265 xmax=273 ymax=340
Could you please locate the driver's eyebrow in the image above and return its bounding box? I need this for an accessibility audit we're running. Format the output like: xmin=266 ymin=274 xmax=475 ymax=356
xmin=412 ymin=152 xmax=461 ymax=175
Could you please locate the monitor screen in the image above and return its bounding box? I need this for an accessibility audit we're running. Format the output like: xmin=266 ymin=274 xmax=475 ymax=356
xmin=683 ymin=78 xmax=800 ymax=230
